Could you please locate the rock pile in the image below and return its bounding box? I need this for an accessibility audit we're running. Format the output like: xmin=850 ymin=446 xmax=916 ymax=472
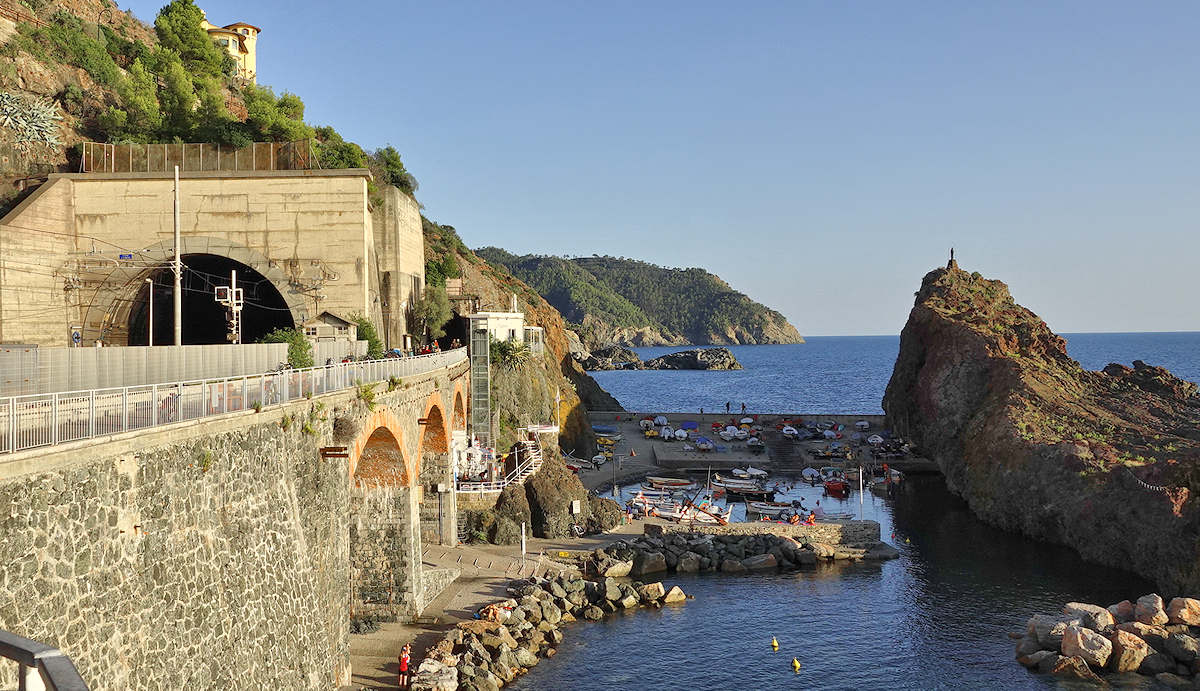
xmin=1016 ymin=594 xmax=1200 ymax=686
xmin=575 ymin=345 xmax=645 ymax=371
xmin=643 ymin=347 xmax=743 ymax=370
xmin=411 ymin=571 xmax=689 ymax=690
xmin=585 ymin=531 xmax=899 ymax=576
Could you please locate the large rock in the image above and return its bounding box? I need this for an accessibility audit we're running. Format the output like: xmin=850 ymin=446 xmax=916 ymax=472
xmin=1061 ymin=625 xmax=1111 ymax=668
xmin=1136 ymin=594 xmax=1170 ymax=626
xmin=1138 ymin=651 xmax=1176 ymax=675
xmin=676 ymin=551 xmax=702 ymax=573
xmin=809 ymin=542 xmax=836 ymax=559
xmin=740 ymin=553 xmax=778 ymax=571
xmin=720 ymin=558 xmax=747 ymax=574
xmin=579 ymin=345 xmax=644 ymax=371
xmin=514 ymin=647 xmax=539 ymax=668
xmin=603 ymin=578 xmax=622 ymax=602
xmin=582 ymin=605 xmax=604 ymax=620
xmin=1108 ymin=629 xmax=1151 ymax=673
xmin=1026 ymin=614 xmax=1079 ymax=650
xmin=631 ymin=551 xmax=667 ymax=577
xmin=411 ymin=659 xmax=458 ymax=691
xmin=643 ymin=348 xmax=743 ymax=371
xmin=1153 ymin=672 xmax=1193 ymax=689
xmin=637 ymin=582 xmax=666 ymax=602
xmin=1163 ymin=632 xmax=1199 ymax=663
xmin=1063 ymin=602 xmax=1116 ymax=631
xmin=1108 ymin=600 xmax=1135 ymax=624
xmin=1049 ymin=655 xmax=1105 ymax=683
xmin=600 ymin=560 xmax=633 ymax=578
xmin=863 ymin=542 xmax=900 ymax=560
xmin=1016 ymin=649 xmax=1056 ymax=669
xmin=663 ymin=586 xmax=687 ymax=604
xmin=1167 ymin=597 xmax=1200 ymax=626
xmin=524 ymin=454 xmax=593 ymax=538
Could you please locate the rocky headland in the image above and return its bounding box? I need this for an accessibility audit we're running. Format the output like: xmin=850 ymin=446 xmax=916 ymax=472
xmin=1015 ymin=594 xmax=1200 ymax=686
xmin=643 ymin=347 xmax=742 ymax=371
xmin=883 ymin=261 xmax=1200 ymax=592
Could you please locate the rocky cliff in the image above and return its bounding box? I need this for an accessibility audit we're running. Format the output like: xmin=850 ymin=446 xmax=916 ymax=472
xmin=883 ymin=261 xmax=1200 ymax=592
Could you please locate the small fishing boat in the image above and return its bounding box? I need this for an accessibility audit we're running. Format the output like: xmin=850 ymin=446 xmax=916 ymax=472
xmin=658 ymin=502 xmax=732 ymax=524
xmin=781 ymin=425 xmax=799 ymax=439
xmin=867 ymin=434 xmax=884 ymax=445
xmin=674 ymin=428 xmax=689 ymax=441
xmin=819 ymin=466 xmax=844 ymax=481
xmin=740 ymin=417 xmax=755 ymax=425
xmin=596 ymin=436 xmax=617 ymax=446
xmin=824 ymin=479 xmax=850 ymax=496
xmin=639 ymin=418 xmax=655 ymax=431
xmin=746 ymin=437 xmax=765 ymax=451
xmin=645 ymin=476 xmax=693 ymax=488
xmin=855 ymin=420 xmax=871 ymax=431
xmin=731 ymin=466 xmax=768 ymax=480
xmin=801 ymin=467 xmax=821 ymax=482
xmin=592 ymin=454 xmax=607 ymax=466
xmin=637 ymin=486 xmax=682 ymax=498
xmin=653 ymin=415 xmax=669 ymax=427
xmin=746 ymin=500 xmax=797 ymax=516
xmin=695 ymin=437 xmax=715 ymax=452
xmin=659 ymin=426 xmax=675 ymax=441
xmin=735 ymin=429 xmax=750 ymax=441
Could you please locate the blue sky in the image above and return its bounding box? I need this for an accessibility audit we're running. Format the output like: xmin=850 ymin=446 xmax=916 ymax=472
xmin=123 ymin=1 xmax=1199 ymax=335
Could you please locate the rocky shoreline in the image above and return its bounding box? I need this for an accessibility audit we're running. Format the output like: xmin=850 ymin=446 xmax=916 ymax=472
xmin=1016 ymin=594 xmax=1200 ymax=687
xmin=575 ymin=346 xmax=743 ymax=371
xmin=409 ymin=571 xmax=690 ymax=690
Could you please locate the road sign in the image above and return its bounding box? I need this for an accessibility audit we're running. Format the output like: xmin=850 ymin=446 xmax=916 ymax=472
xmin=118 ymin=253 xmax=133 ymax=260
xmin=71 ymin=331 xmax=81 ymax=344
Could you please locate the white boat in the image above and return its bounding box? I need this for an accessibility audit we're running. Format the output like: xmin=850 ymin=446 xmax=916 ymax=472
xmin=674 ymin=428 xmax=688 ymax=441
xmin=718 ymin=430 xmax=736 ymax=441
xmin=747 ymin=501 xmax=796 ymax=516
xmin=819 ymin=466 xmax=844 ymax=481
xmin=592 ymin=454 xmax=608 ymax=466
xmin=740 ymin=417 xmax=754 ymax=425
xmin=637 ymin=486 xmax=682 ymax=498
xmin=596 ymin=433 xmax=622 ymax=443
xmin=781 ymin=425 xmax=799 ymax=439
xmin=653 ymin=415 xmax=668 ymax=427
xmin=658 ymin=502 xmax=732 ymax=524
xmin=801 ymin=467 xmax=821 ymax=481
xmin=659 ymin=426 xmax=674 ymax=441
xmin=696 ymin=439 xmax=715 ymax=451
xmin=746 ymin=437 xmax=765 ymax=449
xmin=639 ymin=418 xmax=655 ymax=431
xmin=735 ymin=429 xmax=750 ymax=441
xmin=744 ymin=465 xmax=768 ymax=478
xmin=867 ymin=434 xmax=884 ymax=445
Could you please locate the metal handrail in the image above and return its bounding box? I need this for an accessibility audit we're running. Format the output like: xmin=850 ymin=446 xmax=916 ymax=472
xmin=0 ymin=629 xmax=88 ymax=690
xmin=456 ymin=440 xmax=542 ymax=492
xmin=0 ymin=349 xmax=466 ymax=456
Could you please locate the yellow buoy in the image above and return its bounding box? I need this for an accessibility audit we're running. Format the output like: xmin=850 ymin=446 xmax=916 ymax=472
xmin=792 ymin=658 xmax=801 ymax=672
xmin=771 ymin=636 xmax=779 ymax=650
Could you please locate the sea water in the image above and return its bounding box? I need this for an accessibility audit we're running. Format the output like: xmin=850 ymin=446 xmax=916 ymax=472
xmin=511 ymin=333 xmax=1199 ymax=690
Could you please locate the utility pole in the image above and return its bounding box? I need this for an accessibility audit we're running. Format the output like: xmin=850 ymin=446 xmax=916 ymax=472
xmin=216 ymin=269 xmax=244 ymax=344
xmin=145 ymin=277 xmax=153 ymax=346
xmin=172 ymin=165 xmax=182 ymax=346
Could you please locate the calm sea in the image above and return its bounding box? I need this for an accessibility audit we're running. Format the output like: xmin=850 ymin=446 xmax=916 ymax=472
xmin=512 ymin=333 xmax=1199 ymax=690
xmin=588 ymin=332 xmax=1200 ymax=414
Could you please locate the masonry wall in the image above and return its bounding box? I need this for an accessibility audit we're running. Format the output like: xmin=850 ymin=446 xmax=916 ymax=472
xmin=0 ymin=408 xmax=351 ymax=690
xmin=645 ymin=519 xmax=882 ymax=545
xmin=349 ymin=484 xmax=422 ymax=620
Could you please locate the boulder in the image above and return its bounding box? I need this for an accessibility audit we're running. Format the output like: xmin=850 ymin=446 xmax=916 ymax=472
xmin=1049 ymin=655 xmax=1105 ymax=683
xmin=1026 ymin=614 xmax=1079 ymax=650
xmin=676 ymin=552 xmax=702 ymax=573
xmin=809 ymin=542 xmax=836 ymax=559
xmin=794 ymin=550 xmax=818 ymax=566
xmin=600 ymin=560 xmax=633 ymax=578
xmin=513 ymin=647 xmax=539 ymax=668
xmin=631 ymin=551 xmax=667 ymax=577
xmin=1108 ymin=629 xmax=1151 ymax=673
xmin=720 ymin=558 xmax=747 ymax=574
xmin=643 ymin=348 xmax=743 ymax=371
xmin=411 ymin=659 xmax=458 ymax=691
xmin=663 ymin=586 xmax=687 ymax=604
xmin=1061 ymin=625 xmax=1111 ymax=668
xmin=1035 ymin=653 xmax=1064 ymax=675
xmin=1016 ymin=649 xmax=1056 ymax=669
xmin=1167 ymin=598 xmax=1200 ymax=626
xmin=1164 ymin=632 xmax=1199 ymax=663
xmin=1063 ymin=602 xmax=1116 ymax=631
xmin=1014 ymin=636 xmax=1041 ymax=658
xmin=548 ymin=581 xmax=567 ymax=598
xmin=540 ymin=601 xmax=562 ymax=626
xmin=619 ymin=594 xmax=640 ymax=609
xmin=1108 ymin=600 xmax=1135 ymax=624
xmin=1116 ymin=621 xmax=1169 ymax=649
xmin=1136 ymin=594 xmax=1169 ymax=626
xmin=1153 ymin=672 xmax=1193 ymax=689
xmin=603 ymin=578 xmax=622 ymax=602
xmin=863 ymin=542 xmax=900 ymax=560
xmin=1138 ymin=651 xmax=1176 ymax=675
xmin=582 ymin=605 xmax=604 ymax=621
xmin=637 ymin=582 xmax=666 ymax=602
xmin=740 ymin=553 xmax=778 ymax=571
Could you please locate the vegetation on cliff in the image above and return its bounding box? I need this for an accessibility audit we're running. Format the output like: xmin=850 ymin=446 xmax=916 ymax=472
xmin=883 ymin=262 xmax=1200 ymax=591
xmin=475 ymin=249 xmax=804 ymax=349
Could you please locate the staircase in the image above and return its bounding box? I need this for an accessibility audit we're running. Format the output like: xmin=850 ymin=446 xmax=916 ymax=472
xmin=506 ymin=440 xmax=543 ymax=485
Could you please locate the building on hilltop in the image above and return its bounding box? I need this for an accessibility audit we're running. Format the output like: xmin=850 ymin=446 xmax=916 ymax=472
xmin=200 ymin=11 xmax=259 ymax=83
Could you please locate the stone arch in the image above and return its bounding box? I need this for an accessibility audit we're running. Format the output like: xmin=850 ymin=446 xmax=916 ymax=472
xmin=347 ymin=407 xmax=416 ymax=488
xmin=95 ymin=236 xmax=310 ymax=344
xmin=417 ymin=394 xmax=455 ymax=545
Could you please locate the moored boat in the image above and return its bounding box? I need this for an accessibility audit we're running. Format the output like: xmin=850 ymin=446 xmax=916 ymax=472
xmin=645 ymin=476 xmax=692 ymax=488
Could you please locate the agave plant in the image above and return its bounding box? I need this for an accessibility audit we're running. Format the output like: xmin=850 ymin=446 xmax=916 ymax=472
xmin=0 ymin=91 xmax=63 ymax=151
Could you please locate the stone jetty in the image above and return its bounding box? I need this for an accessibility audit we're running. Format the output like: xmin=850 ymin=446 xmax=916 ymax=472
xmin=410 ymin=571 xmax=689 ymax=690
xmin=1015 ymin=594 xmax=1200 ymax=686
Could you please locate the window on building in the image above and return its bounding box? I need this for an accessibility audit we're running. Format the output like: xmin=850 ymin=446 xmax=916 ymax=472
xmin=304 ymin=326 xmax=318 ymax=337
xmin=219 ymin=39 xmax=229 ymax=46
xmin=508 ymin=329 xmax=516 ymax=341
xmin=242 ymin=28 xmax=249 ymax=35
xmin=336 ymin=326 xmax=348 ymax=336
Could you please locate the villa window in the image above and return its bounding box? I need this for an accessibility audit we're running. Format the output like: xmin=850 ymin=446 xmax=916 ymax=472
xmin=219 ymin=39 xmax=228 ymax=46
xmin=304 ymin=326 xmax=318 ymax=337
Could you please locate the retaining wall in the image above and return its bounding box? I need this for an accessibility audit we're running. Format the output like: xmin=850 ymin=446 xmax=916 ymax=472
xmin=644 ymin=519 xmax=881 ymax=545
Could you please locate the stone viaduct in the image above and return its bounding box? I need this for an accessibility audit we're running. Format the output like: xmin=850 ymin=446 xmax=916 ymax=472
xmin=0 ymin=353 xmax=469 ymax=689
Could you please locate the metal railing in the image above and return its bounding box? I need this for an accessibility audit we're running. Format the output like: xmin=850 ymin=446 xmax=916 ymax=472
xmin=80 ymin=140 xmax=315 ymax=174
xmin=0 ymin=349 xmax=466 ymax=456
xmin=457 ymin=440 xmax=542 ymax=493
xmin=0 ymin=629 xmax=88 ymax=691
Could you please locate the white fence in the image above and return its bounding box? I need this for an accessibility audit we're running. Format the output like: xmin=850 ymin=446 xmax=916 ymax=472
xmin=0 ymin=348 xmax=466 ymax=456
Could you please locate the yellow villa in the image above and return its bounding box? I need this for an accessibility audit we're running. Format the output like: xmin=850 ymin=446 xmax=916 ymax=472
xmin=200 ymin=11 xmax=260 ymax=82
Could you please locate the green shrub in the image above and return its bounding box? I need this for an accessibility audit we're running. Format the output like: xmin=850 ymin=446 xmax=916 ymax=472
xmin=349 ymin=313 xmax=384 ymax=359
xmin=259 ymin=327 xmax=313 ymax=369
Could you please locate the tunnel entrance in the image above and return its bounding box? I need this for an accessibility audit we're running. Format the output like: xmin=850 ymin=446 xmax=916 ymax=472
xmin=128 ymin=254 xmax=295 ymax=345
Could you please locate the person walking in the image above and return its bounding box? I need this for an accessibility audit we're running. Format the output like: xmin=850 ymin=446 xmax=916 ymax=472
xmin=741 ymin=402 xmax=746 ymax=415
xmin=725 ymin=401 xmax=731 ymax=414
xmin=398 ymin=643 xmax=411 ymax=689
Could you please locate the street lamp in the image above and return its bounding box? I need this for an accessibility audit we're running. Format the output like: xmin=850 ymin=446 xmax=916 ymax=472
xmin=145 ymin=278 xmax=154 ymax=347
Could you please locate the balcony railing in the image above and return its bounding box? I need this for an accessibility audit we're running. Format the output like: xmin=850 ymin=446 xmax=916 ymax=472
xmin=0 ymin=629 xmax=88 ymax=691
xmin=0 ymin=349 xmax=466 ymax=456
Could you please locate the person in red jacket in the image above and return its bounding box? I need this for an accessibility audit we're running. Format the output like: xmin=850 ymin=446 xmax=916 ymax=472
xmin=398 ymin=643 xmax=411 ymax=689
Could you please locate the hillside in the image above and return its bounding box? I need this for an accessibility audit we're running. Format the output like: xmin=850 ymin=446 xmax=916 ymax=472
xmin=883 ymin=259 xmax=1200 ymax=591
xmin=475 ymin=249 xmax=804 ymax=349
